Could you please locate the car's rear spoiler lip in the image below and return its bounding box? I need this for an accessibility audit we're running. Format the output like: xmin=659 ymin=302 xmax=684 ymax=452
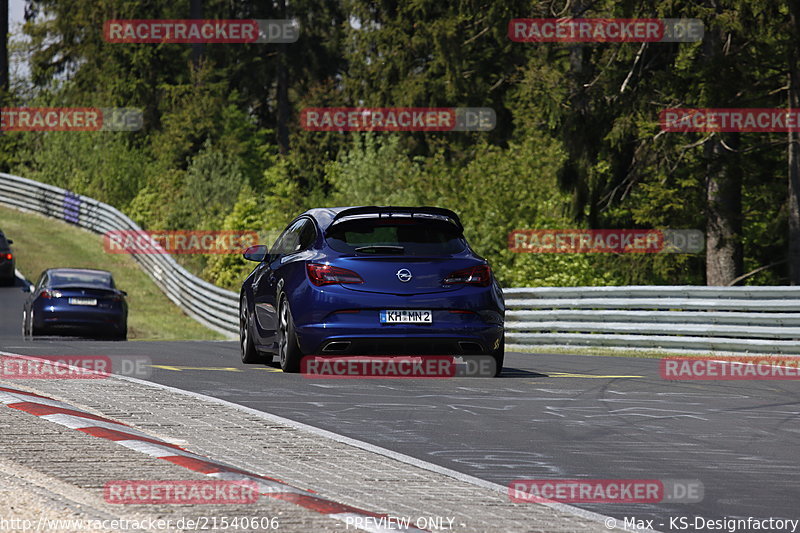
xmin=327 ymin=206 xmax=464 ymax=232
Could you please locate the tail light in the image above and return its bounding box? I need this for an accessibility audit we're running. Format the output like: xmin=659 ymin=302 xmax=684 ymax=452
xmin=307 ymin=263 xmax=364 ymax=286
xmin=443 ymin=265 xmax=492 ymax=287
xmin=39 ymin=289 xmax=62 ymax=299
xmin=111 ymin=293 xmax=125 ymax=302
xmin=4 ymin=253 xmax=10 ymax=261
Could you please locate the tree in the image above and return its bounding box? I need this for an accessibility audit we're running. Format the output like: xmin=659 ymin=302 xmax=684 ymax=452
xmin=788 ymin=0 xmax=800 ymax=284
xmin=0 ymin=0 xmax=7 ymax=97
xmin=341 ymin=0 xmax=529 ymax=153
xmin=0 ymin=0 xmax=7 ymax=173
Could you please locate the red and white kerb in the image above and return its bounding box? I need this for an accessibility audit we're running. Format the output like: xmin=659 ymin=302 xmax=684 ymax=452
xmin=0 ymin=386 xmax=427 ymax=532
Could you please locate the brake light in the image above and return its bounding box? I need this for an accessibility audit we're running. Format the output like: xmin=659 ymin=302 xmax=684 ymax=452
xmin=307 ymin=263 xmax=364 ymax=286
xmin=443 ymin=265 xmax=492 ymax=287
xmin=4 ymin=253 xmax=10 ymax=260
xmin=39 ymin=289 xmax=62 ymax=299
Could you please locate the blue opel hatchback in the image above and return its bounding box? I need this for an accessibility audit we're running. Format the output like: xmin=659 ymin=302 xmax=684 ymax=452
xmin=239 ymin=206 xmax=505 ymax=375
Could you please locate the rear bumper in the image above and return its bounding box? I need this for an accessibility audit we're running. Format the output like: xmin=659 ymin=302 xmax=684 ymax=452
xmin=0 ymin=261 xmax=14 ymax=280
xmin=33 ymin=304 xmax=126 ymax=334
xmin=302 ymin=330 xmax=503 ymax=355
xmin=291 ymin=283 xmax=504 ymax=355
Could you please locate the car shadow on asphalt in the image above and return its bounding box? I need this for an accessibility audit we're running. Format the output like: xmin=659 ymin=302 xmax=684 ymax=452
xmin=499 ymin=368 xmax=550 ymax=378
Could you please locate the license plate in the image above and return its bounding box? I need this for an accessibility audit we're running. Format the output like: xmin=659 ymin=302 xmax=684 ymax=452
xmin=69 ymin=298 xmax=97 ymax=306
xmin=380 ymin=310 xmax=432 ymax=324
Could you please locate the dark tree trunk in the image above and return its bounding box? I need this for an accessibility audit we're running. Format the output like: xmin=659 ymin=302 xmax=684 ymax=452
xmin=0 ymin=0 xmax=8 ymax=96
xmin=702 ymin=13 xmax=743 ymax=286
xmin=788 ymin=2 xmax=800 ymax=284
xmin=190 ymin=0 xmax=204 ymax=67
xmin=0 ymin=0 xmax=8 ymax=170
xmin=705 ymin=133 xmax=743 ymax=285
xmin=275 ymin=0 xmax=290 ymax=154
xmin=559 ymin=0 xmax=594 ymax=225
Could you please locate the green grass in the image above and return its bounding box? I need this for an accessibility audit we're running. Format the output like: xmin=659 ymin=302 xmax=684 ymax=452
xmin=509 ymin=345 xmax=745 ymax=359
xmin=509 ymin=345 xmax=666 ymax=359
xmin=0 ymin=205 xmax=225 ymax=341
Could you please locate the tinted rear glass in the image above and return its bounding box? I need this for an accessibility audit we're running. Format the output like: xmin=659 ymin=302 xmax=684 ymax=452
xmin=326 ymin=219 xmax=465 ymax=256
xmin=50 ymin=271 xmax=113 ymax=288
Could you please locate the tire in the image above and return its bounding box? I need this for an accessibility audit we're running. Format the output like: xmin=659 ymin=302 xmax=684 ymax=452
xmin=277 ymin=295 xmax=302 ymax=373
xmin=21 ymin=310 xmax=29 ymax=339
xmin=240 ymin=299 xmax=262 ymax=364
xmin=28 ymin=309 xmax=42 ymax=337
xmin=116 ymin=325 xmax=128 ymax=341
xmin=490 ymin=335 xmax=505 ymax=377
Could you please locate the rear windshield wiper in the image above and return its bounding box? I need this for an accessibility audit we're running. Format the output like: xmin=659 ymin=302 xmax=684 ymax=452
xmin=354 ymin=245 xmax=405 ymax=254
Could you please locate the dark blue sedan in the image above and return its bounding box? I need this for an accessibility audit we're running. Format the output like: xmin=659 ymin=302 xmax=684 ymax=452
xmin=23 ymin=268 xmax=128 ymax=340
xmin=239 ymin=206 xmax=505 ymax=375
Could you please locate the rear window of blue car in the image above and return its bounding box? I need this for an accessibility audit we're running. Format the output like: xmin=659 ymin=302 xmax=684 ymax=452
xmin=326 ymin=219 xmax=465 ymax=255
xmin=50 ymin=271 xmax=114 ymax=288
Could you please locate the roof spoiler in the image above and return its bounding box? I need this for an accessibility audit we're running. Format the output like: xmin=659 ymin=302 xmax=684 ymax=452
xmin=328 ymin=206 xmax=464 ymax=232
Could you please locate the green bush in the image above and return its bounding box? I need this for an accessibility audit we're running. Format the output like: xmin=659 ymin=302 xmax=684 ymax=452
xmin=15 ymin=131 xmax=150 ymax=210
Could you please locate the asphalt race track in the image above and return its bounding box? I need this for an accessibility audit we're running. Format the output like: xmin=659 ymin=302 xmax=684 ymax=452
xmin=2 ymin=280 xmax=799 ymax=531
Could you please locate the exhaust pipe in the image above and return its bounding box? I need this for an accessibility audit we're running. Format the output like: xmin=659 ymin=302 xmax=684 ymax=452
xmin=458 ymin=341 xmax=483 ymax=354
xmin=322 ymin=341 xmax=351 ymax=353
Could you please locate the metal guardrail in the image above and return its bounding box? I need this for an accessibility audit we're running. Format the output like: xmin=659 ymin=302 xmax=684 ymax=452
xmin=0 ymin=173 xmax=239 ymax=338
xmin=2 ymin=173 xmax=798 ymax=354
xmin=504 ymin=287 xmax=800 ymax=354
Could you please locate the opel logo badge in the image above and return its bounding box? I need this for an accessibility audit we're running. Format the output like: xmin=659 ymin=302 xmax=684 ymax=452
xmin=396 ymin=268 xmax=413 ymax=283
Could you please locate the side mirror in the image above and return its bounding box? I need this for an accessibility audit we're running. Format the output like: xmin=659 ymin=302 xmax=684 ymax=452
xmin=243 ymin=244 xmax=268 ymax=262
xmin=120 ymin=290 xmax=128 ymax=297
xmin=6 ymin=239 xmax=12 ymax=244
